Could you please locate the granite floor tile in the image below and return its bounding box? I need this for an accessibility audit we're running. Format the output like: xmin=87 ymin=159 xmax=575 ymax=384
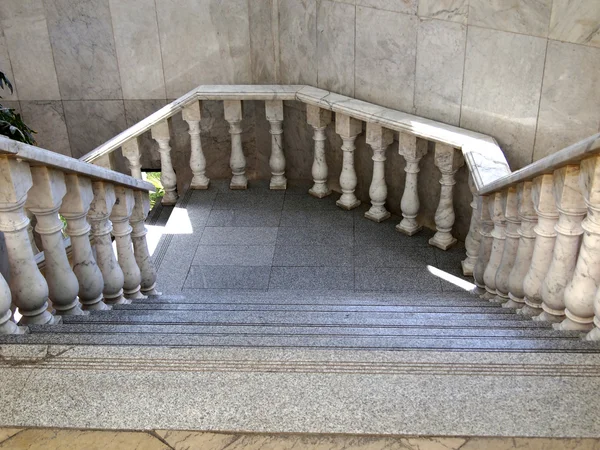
xmin=199 ymin=227 xmax=279 ymax=245
xmin=277 ymin=226 xmax=354 ymax=246
xmin=212 ymin=193 xmax=284 ymax=210
xmin=354 ymin=245 xmax=436 ymax=267
xmin=355 ymin=267 xmax=443 ymax=291
xmin=354 ymin=222 xmax=434 ymax=247
xmin=207 ymin=210 xmax=281 ymax=227
xmin=193 ymin=245 xmax=275 ymax=266
xmin=184 ymin=266 xmax=272 ymax=289
xmin=273 ymin=245 xmax=353 ymax=267
xmin=433 ymin=263 xmax=476 ymax=293
xmin=283 ymin=194 xmax=342 ymax=211
xmin=279 ymin=210 xmax=354 ymax=228
xmin=269 ymin=266 xmax=354 ymax=290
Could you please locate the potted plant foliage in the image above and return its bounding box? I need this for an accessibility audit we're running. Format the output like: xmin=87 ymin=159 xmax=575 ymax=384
xmin=0 ymin=71 xmax=35 ymax=144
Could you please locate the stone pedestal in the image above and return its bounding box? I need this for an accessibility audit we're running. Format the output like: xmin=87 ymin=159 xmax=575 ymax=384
xmin=397 ymin=134 xmax=427 ymax=236
xmin=151 ymin=120 xmax=178 ymax=204
xmin=183 ymin=101 xmax=210 ymax=189
xmin=364 ymin=123 xmax=393 ymax=222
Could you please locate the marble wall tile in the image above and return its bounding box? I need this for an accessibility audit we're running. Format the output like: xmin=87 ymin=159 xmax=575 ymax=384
xmin=549 ymin=0 xmax=600 ymax=48
xmin=109 ymin=0 xmax=166 ymax=100
xmin=415 ymin=19 xmax=466 ymax=126
xmin=279 ymin=0 xmax=317 ymax=85
xmin=533 ymin=41 xmax=600 ymax=160
xmin=356 ymin=0 xmax=417 ymax=15
xmin=417 ymin=0 xmax=468 ymax=24
xmin=461 ymin=27 xmax=546 ymax=169
xmin=0 ymin=0 xmax=61 ymax=100
xmin=0 ymin=28 xmax=18 ymax=101
xmin=468 ymin=0 xmax=553 ymax=37
xmin=63 ymin=100 xmax=126 ymax=159
xmin=20 ymin=101 xmax=71 ymax=156
xmin=317 ymin=0 xmax=355 ymax=97
xmin=43 ymin=0 xmax=122 ymax=100
xmin=355 ymin=6 xmax=418 ymax=111
xmin=123 ymin=100 xmax=167 ymax=171
xmin=249 ymin=0 xmax=279 ymax=83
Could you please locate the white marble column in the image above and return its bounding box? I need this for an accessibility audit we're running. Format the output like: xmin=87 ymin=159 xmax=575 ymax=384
xmin=364 ymin=123 xmax=394 ymax=222
xmin=266 ymin=100 xmax=287 ymax=190
xmin=462 ymin=176 xmax=482 ymax=276
xmin=224 ymin=100 xmax=247 ymax=190
xmin=505 ymin=181 xmax=537 ymax=309
xmin=559 ymin=157 xmax=600 ymax=331
xmin=429 ymin=144 xmax=464 ymax=250
xmin=473 ymin=196 xmax=493 ymax=296
xmin=111 ymin=187 xmax=143 ymax=300
xmin=335 ymin=113 xmax=362 ymax=210
xmin=88 ymin=181 xmax=127 ymax=305
xmin=306 ymin=105 xmax=332 ymax=198
xmin=25 ymin=209 xmax=40 ymax=254
xmin=25 ymin=167 xmax=83 ymax=316
xmin=483 ymin=192 xmax=506 ymax=300
xmin=0 ymin=157 xmax=54 ymax=325
xmin=397 ymin=134 xmax=427 ymax=235
xmin=131 ymin=190 xmax=158 ymax=296
xmin=151 ymin=120 xmax=178 ymax=205
xmin=520 ymin=174 xmax=559 ymax=317
xmin=494 ymin=186 xmax=520 ymax=305
xmin=183 ymin=100 xmax=210 ymax=190
xmin=121 ymin=137 xmax=142 ymax=180
xmin=0 ymin=271 xmax=22 ymax=334
xmin=537 ymin=166 xmax=586 ymax=323
xmin=60 ymin=174 xmax=108 ymax=311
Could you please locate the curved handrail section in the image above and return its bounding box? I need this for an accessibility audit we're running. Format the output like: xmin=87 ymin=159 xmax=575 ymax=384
xmin=79 ymin=84 xmax=511 ymax=191
xmin=0 ymin=136 xmax=154 ymax=192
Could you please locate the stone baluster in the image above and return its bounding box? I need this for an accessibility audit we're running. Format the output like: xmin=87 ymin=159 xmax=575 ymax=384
xmin=130 ymin=190 xmax=158 ymax=296
xmin=25 ymin=167 xmax=83 ymax=316
xmin=306 ymin=105 xmax=332 ymax=198
xmin=587 ymin=290 xmax=600 ymax=340
xmin=224 ymin=100 xmax=247 ymax=190
xmin=25 ymin=209 xmax=40 ymax=254
xmin=483 ymin=192 xmax=506 ymax=300
xmin=335 ymin=113 xmax=362 ymax=210
xmin=505 ymin=181 xmax=537 ymax=309
xmin=396 ymin=134 xmax=427 ymax=235
xmin=60 ymin=174 xmax=108 ymax=311
xmin=494 ymin=186 xmax=520 ymax=305
xmin=0 ymin=271 xmax=22 ymax=334
xmin=183 ymin=101 xmax=210 ymax=189
xmin=122 ymin=137 xmax=142 ymax=180
xmin=519 ymin=175 xmax=559 ymax=317
xmin=88 ymin=181 xmax=127 ymax=305
xmin=536 ymin=166 xmax=586 ymax=323
xmin=111 ymin=187 xmax=143 ymax=300
xmin=151 ymin=120 xmax=178 ymax=205
xmin=0 ymin=157 xmax=54 ymax=325
xmin=559 ymin=157 xmax=600 ymax=331
xmin=266 ymin=100 xmax=287 ymax=190
xmin=461 ymin=176 xmax=482 ymax=276
xmin=364 ymin=123 xmax=394 ymax=222
xmin=429 ymin=144 xmax=464 ymax=250
xmin=472 ymin=195 xmax=494 ymax=296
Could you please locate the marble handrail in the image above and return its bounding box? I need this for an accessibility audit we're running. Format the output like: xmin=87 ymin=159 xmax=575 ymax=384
xmin=78 ymin=84 xmax=511 ymax=192
xmin=0 ymin=136 xmax=154 ymax=193
xmin=478 ymin=133 xmax=600 ymax=196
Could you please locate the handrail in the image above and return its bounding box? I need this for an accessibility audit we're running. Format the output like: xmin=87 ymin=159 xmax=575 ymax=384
xmin=0 ymin=136 xmax=154 ymax=192
xmin=478 ymin=133 xmax=600 ymax=196
xmin=78 ymin=84 xmax=511 ymax=192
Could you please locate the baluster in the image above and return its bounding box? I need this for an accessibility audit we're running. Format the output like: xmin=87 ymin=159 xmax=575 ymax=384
xmin=151 ymin=120 xmax=178 ymax=204
xmin=494 ymin=186 xmax=520 ymax=305
xmin=483 ymin=192 xmax=506 ymax=300
xmin=131 ymin=190 xmax=158 ymax=296
xmin=60 ymin=174 xmax=108 ymax=310
xmin=307 ymin=105 xmax=332 ymax=198
xmin=536 ymin=166 xmax=586 ymax=323
xmin=505 ymin=181 xmax=537 ymax=309
xmin=461 ymin=176 xmax=482 ymax=276
xmin=88 ymin=181 xmax=127 ymax=305
xmin=587 ymin=290 xmax=600 ymax=340
xmin=0 ymin=157 xmax=54 ymax=325
xmin=519 ymin=174 xmax=558 ymax=317
xmin=122 ymin=137 xmax=142 ymax=179
xmin=266 ymin=100 xmax=287 ymax=190
xmin=335 ymin=113 xmax=362 ymax=210
xmin=25 ymin=209 xmax=40 ymax=254
xmin=183 ymin=101 xmax=210 ymax=189
xmin=396 ymin=134 xmax=427 ymax=235
xmin=429 ymin=144 xmax=464 ymax=250
xmin=0 ymin=271 xmax=22 ymax=334
xmin=558 ymin=158 xmax=600 ymax=331
xmin=111 ymin=187 xmax=143 ymax=300
xmin=224 ymin=100 xmax=247 ymax=190
xmin=472 ymin=195 xmax=493 ymax=296
xmin=25 ymin=167 xmax=83 ymax=316
xmin=364 ymin=123 xmax=394 ymax=222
